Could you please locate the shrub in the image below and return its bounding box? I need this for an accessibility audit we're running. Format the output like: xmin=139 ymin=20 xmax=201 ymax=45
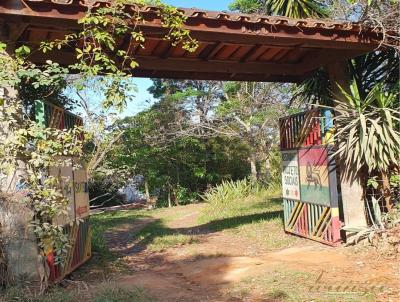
xmin=88 ymin=169 xmax=127 ymax=207
xmin=201 ymin=178 xmax=260 ymax=205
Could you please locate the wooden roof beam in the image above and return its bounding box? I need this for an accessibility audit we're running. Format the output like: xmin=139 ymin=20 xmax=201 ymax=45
xmin=296 ymin=49 xmax=364 ymax=74
xmin=134 ymin=56 xmax=299 ymax=76
xmin=131 ymin=69 xmax=304 ymax=82
xmin=29 ymin=48 xmax=306 ymax=77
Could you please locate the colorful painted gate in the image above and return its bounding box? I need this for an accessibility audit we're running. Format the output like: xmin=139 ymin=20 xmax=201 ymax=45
xmin=35 ymin=100 xmax=91 ymax=282
xmin=280 ymin=109 xmax=342 ymax=246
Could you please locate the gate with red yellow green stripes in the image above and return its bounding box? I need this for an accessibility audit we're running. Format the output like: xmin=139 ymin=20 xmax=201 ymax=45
xmin=35 ymin=100 xmax=92 ymax=282
xmin=280 ymin=109 xmax=342 ymax=246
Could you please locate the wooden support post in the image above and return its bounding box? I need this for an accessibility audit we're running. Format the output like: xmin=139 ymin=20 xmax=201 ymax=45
xmin=326 ymin=61 xmax=367 ymax=229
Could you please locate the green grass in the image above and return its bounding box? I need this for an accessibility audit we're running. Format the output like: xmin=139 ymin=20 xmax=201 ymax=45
xmin=90 ymin=210 xmax=151 ymax=257
xmin=133 ymin=218 xmax=198 ymax=252
xmin=90 ymin=181 xmax=299 ymax=259
xmin=146 ymin=233 xmax=198 ymax=252
xmin=90 ymin=208 xmax=198 ymax=257
xmin=199 ymin=186 xmax=302 ymax=250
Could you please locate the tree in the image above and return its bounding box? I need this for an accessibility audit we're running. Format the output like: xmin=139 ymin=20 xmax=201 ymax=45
xmin=225 ymin=0 xmax=330 ymax=181
xmin=109 ymin=90 xmax=250 ymax=207
xmin=65 ymin=78 xmax=136 ymax=180
xmin=229 ymin=0 xmax=329 ymax=18
xmin=149 ymin=79 xmax=223 ymax=128
xmin=333 ymin=82 xmax=400 ymax=210
xmin=229 ymin=0 xmax=400 ymax=213
xmin=214 ymin=82 xmax=291 ymax=181
xmin=143 ymin=79 xmax=294 ymax=185
xmin=330 ymin=0 xmax=399 ymax=51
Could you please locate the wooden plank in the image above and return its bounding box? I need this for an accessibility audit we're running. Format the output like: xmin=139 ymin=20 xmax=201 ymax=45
xmin=201 ymin=42 xmax=225 ymax=60
xmin=151 ymin=40 xmax=171 ymax=57
xmin=272 ymin=49 xmax=292 ymax=62
xmin=215 ymin=45 xmax=241 ymax=60
xmin=229 ymin=45 xmax=253 ymax=61
xmin=259 ymin=48 xmax=282 ymax=61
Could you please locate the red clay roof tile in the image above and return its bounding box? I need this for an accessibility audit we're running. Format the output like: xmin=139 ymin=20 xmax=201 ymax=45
xmin=24 ymin=0 xmax=381 ymax=33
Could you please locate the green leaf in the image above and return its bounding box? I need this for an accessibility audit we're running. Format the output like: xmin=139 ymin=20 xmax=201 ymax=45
xmin=0 ymin=42 xmax=6 ymax=51
xmin=130 ymin=60 xmax=139 ymax=69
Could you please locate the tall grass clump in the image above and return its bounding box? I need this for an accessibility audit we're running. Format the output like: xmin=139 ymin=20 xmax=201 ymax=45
xmin=199 ymin=179 xmax=281 ymax=226
xmin=201 ymin=178 xmax=260 ymax=205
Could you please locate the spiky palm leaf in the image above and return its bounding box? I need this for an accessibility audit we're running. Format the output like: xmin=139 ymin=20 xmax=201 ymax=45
xmin=291 ymin=68 xmax=331 ymax=105
xmin=229 ymin=0 xmax=329 ymax=17
xmin=295 ymin=49 xmax=400 ymax=106
xmin=350 ymin=49 xmax=400 ymax=99
xmin=264 ymin=0 xmax=329 ymax=18
xmin=332 ymin=81 xmax=400 ymax=179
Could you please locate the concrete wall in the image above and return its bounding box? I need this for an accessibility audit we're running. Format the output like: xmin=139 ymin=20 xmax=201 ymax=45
xmin=0 ymin=196 xmax=41 ymax=285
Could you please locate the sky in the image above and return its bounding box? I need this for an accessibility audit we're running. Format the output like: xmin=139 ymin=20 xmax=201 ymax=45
xmin=124 ymin=0 xmax=233 ymax=117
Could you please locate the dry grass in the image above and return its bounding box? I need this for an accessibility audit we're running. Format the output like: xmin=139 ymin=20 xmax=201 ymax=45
xmin=228 ymin=268 xmax=377 ymax=302
xmin=0 ymin=285 xmax=154 ymax=302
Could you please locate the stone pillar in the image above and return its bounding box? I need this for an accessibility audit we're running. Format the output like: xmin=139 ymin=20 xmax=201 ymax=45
xmin=326 ymin=61 xmax=368 ymax=229
xmin=0 ymin=35 xmax=42 ymax=286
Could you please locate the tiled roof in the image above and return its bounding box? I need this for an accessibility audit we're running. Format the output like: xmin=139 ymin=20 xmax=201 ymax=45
xmin=24 ymin=0 xmax=379 ymax=33
xmin=7 ymin=0 xmax=383 ymax=82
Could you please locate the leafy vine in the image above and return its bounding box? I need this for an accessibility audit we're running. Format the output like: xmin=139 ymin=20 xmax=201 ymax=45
xmin=0 ymin=1 xmax=197 ymax=267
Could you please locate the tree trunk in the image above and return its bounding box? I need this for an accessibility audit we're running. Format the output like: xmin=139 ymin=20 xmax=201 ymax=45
xmin=144 ymin=179 xmax=150 ymax=203
xmin=381 ymin=170 xmax=392 ymax=211
xmin=249 ymin=153 xmax=258 ymax=182
xmin=172 ymin=187 xmax=179 ymax=206
xmin=167 ymin=188 xmax=172 ymax=208
xmin=265 ymin=157 xmax=271 ymax=180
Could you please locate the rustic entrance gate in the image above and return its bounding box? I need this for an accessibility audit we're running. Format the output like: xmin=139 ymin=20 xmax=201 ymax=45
xmin=280 ymin=109 xmax=342 ymax=246
xmin=0 ymin=0 xmax=384 ymax=283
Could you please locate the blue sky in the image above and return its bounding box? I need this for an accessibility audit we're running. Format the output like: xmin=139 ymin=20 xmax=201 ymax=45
xmin=125 ymin=0 xmax=233 ymax=117
xmin=164 ymin=0 xmax=232 ymax=11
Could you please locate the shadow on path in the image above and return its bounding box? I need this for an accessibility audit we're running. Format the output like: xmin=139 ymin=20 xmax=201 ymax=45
xmin=105 ymin=209 xmax=283 ymax=256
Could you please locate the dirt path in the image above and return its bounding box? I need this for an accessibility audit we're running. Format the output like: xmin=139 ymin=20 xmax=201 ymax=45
xmin=93 ymin=205 xmax=400 ymax=302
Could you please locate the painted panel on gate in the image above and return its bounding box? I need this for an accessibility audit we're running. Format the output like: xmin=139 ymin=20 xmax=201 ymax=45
xmin=281 ymin=151 xmax=300 ymax=200
xmin=298 ymin=148 xmax=330 ymax=206
xmin=49 ymin=159 xmax=75 ymax=225
xmin=73 ymin=165 xmax=90 ymax=219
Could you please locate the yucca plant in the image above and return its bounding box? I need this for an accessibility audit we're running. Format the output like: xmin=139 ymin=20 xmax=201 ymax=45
xmin=265 ymin=0 xmax=329 ymax=18
xmin=201 ymin=178 xmax=258 ymax=205
xmin=332 ymin=81 xmax=400 ymax=210
xmin=229 ymin=0 xmax=329 ymax=18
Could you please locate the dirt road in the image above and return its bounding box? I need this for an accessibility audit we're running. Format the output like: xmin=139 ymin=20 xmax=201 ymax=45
xmin=86 ymin=204 xmax=400 ymax=302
